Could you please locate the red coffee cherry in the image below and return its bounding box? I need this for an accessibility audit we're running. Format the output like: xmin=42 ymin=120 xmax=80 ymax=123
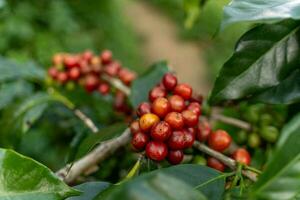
xmin=100 ymin=50 xmax=112 ymax=65
xmin=48 ymin=67 xmax=59 ymax=79
xmin=152 ymin=97 xmax=171 ymax=118
xmin=232 ymin=148 xmax=251 ymax=165
xmin=139 ymin=113 xmax=160 ymax=132
xmin=182 ymin=110 xmax=198 ymax=127
xmin=150 ymin=121 xmax=171 ymax=142
xmin=118 ymin=68 xmax=136 ymax=85
xmin=104 ymin=61 xmax=121 ymax=76
xmin=168 ymin=95 xmax=185 ymax=112
xmin=64 ymin=55 xmax=79 ymax=69
xmin=196 ymin=121 xmax=211 ymax=142
xmin=84 ymin=74 xmax=99 ymax=92
xmin=82 ymin=50 xmax=93 ymax=62
xmin=130 ymin=120 xmax=140 ymax=135
xmin=162 ymin=73 xmax=177 ymax=90
xmin=149 ymin=86 xmax=167 ymax=102
xmin=131 ymin=132 xmax=149 ymax=151
xmin=187 ymin=102 xmax=201 ymax=116
xmin=57 ymin=72 xmax=68 ymax=84
xmin=146 ymin=141 xmax=168 ymax=161
xmin=208 ymin=130 xmax=232 ymax=152
xmin=68 ymin=67 xmax=81 ymax=80
xmin=97 ymin=83 xmax=110 ymax=95
xmin=168 ymin=150 xmax=184 ymax=165
xmin=183 ymin=129 xmax=195 ymax=148
xmin=168 ymin=130 xmax=185 ymax=150
xmin=137 ymin=102 xmax=151 ymax=117
xmin=52 ymin=53 xmax=64 ymax=66
xmin=114 ymin=90 xmax=127 ymax=111
xmin=164 ymin=112 xmax=184 ymax=130
xmin=174 ymin=83 xmax=192 ymax=100
xmin=207 ymin=157 xmax=225 ymax=172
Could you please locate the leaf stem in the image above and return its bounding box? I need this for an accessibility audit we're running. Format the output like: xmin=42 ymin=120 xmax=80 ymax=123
xmin=194 ymin=172 xmax=235 ymax=190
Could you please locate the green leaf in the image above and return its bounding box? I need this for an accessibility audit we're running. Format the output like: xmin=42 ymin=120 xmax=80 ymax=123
xmin=209 ymin=20 xmax=300 ymax=104
xmin=97 ymin=165 xmax=224 ymax=200
xmin=75 ymin=123 xmax=127 ymax=159
xmin=252 ymin=112 xmax=300 ymax=199
xmin=253 ymin=69 xmax=300 ymax=104
xmin=129 ymin=61 xmax=169 ymax=108
xmin=21 ymin=103 xmax=48 ymax=133
xmin=68 ymin=182 xmax=110 ymax=200
xmin=222 ymin=0 xmax=300 ymax=29
xmin=0 ymin=148 xmax=79 ymax=199
xmin=184 ymin=0 xmax=201 ymax=29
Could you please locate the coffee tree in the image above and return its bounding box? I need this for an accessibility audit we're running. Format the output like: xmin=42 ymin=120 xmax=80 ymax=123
xmin=0 ymin=1 xmax=300 ymax=200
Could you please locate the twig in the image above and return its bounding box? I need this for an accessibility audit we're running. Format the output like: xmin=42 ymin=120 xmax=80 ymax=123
xmin=73 ymin=109 xmax=99 ymax=133
xmin=56 ymin=128 xmax=131 ymax=184
xmin=102 ymin=74 xmax=131 ymax=96
xmin=211 ymin=113 xmax=251 ymax=131
xmin=193 ymin=141 xmax=258 ymax=182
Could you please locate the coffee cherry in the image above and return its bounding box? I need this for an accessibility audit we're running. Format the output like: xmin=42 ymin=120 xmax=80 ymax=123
xmin=187 ymin=102 xmax=201 ymax=116
xmin=182 ymin=110 xmax=198 ymax=127
xmin=104 ymin=61 xmax=121 ymax=76
xmin=146 ymin=141 xmax=168 ymax=161
xmin=208 ymin=130 xmax=232 ymax=152
xmin=131 ymin=132 xmax=149 ymax=150
xmin=84 ymin=74 xmax=99 ymax=92
xmin=114 ymin=90 xmax=127 ymax=111
xmin=52 ymin=53 xmax=64 ymax=66
xmin=248 ymin=132 xmax=261 ymax=148
xmin=196 ymin=121 xmax=211 ymax=142
xmin=207 ymin=157 xmax=225 ymax=172
xmin=151 ymin=121 xmax=171 ymax=141
xmin=152 ymin=97 xmax=170 ymax=118
xmin=48 ymin=67 xmax=59 ymax=79
xmin=118 ymin=68 xmax=136 ymax=85
xmin=68 ymin=67 xmax=81 ymax=80
xmin=168 ymin=150 xmax=184 ymax=165
xmin=174 ymin=83 xmax=192 ymax=100
xmin=183 ymin=129 xmax=195 ymax=148
xmin=232 ymin=148 xmax=251 ymax=165
xmin=64 ymin=55 xmax=79 ymax=69
xmin=139 ymin=113 xmax=160 ymax=132
xmin=82 ymin=50 xmax=93 ymax=62
xmin=168 ymin=130 xmax=185 ymax=150
xmin=98 ymin=83 xmax=110 ymax=95
xmin=260 ymin=126 xmax=279 ymax=143
xmin=130 ymin=120 xmax=140 ymax=135
xmin=57 ymin=72 xmax=68 ymax=84
xmin=162 ymin=73 xmax=177 ymax=90
xmin=149 ymin=86 xmax=167 ymax=102
xmin=164 ymin=112 xmax=184 ymax=130
xmin=137 ymin=102 xmax=151 ymax=117
xmin=100 ymin=50 xmax=112 ymax=65
xmin=168 ymin=95 xmax=185 ymax=112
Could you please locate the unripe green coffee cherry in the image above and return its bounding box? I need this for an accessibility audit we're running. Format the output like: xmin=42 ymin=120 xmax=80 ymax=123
xmin=259 ymin=114 xmax=273 ymax=126
xmin=248 ymin=133 xmax=261 ymax=148
xmin=244 ymin=106 xmax=261 ymax=123
xmin=193 ymin=155 xmax=207 ymax=165
xmin=260 ymin=126 xmax=279 ymax=143
xmin=236 ymin=130 xmax=248 ymax=144
xmin=65 ymin=81 xmax=75 ymax=91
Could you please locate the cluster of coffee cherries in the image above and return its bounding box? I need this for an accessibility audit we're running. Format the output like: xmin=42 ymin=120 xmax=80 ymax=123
xmin=130 ymin=73 xmax=202 ymax=164
xmin=47 ymin=50 xmax=136 ymax=113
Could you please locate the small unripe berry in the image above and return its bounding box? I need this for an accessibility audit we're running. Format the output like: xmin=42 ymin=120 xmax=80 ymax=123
xmin=152 ymin=97 xmax=171 ymax=118
xmin=162 ymin=73 xmax=177 ymax=90
xmin=168 ymin=95 xmax=185 ymax=112
xmin=187 ymin=102 xmax=201 ymax=116
xmin=168 ymin=150 xmax=184 ymax=165
xmin=151 ymin=121 xmax=171 ymax=141
xmin=174 ymin=83 xmax=192 ymax=100
xmin=57 ymin=72 xmax=68 ymax=84
xmin=208 ymin=130 xmax=232 ymax=152
xmin=131 ymin=132 xmax=149 ymax=151
xmin=97 ymin=83 xmax=110 ymax=95
xmin=139 ymin=113 xmax=160 ymax=132
xmin=196 ymin=121 xmax=211 ymax=142
xmin=146 ymin=141 xmax=168 ymax=161
xmin=232 ymin=148 xmax=251 ymax=165
xmin=168 ymin=130 xmax=185 ymax=150
xmin=207 ymin=157 xmax=225 ymax=172
xmin=149 ymin=86 xmax=166 ymax=102
xmin=182 ymin=110 xmax=198 ymax=127
xmin=183 ymin=129 xmax=195 ymax=148
xmin=130 ymin=120 xmax=140 ymax=135
xmin=100 ymin=50 xmax=112 ymax=65
xmin=137 ymin=102 xmax=151 ymax=117
xmin=164 ymin=112 xmax=184 ymax=130
xmin=68 ymin=67 xmax=81 ymax=80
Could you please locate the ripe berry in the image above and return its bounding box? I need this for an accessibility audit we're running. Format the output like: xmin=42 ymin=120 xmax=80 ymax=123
xmin=168 ymin=95 xmax=185 ymax=112
xmin=208 ymin=130 xmax=232 ymax=152
xmin=137 ymin=102 xmax=151 ymax=117
xmin=139 ymin=113 xmax=160 ymax=132
xmin=151 ymin=97 xmax=170 ymax=118
xmin=232 ymin=148 xmax=251 ymax=165
xmin=104 ymin=61 xmax=121 ymax=76
xmin=164 ymin=112 xmax=184 ymax=130
xmin=207 ymin=157 xmax=225 ymax=172
xmin=82 ymin=50 xmax=93 ymax=62
xmin=68 ymin=67 xmax=81 ymax=80
xmin=100 ymin=50 xmax=112 ymax=65
xmin=149 ymin=86 xmax=166 ymax=102
xmin=151 ymin=121 xmax=171 ymax=141
xmin=98 ymin=83 xmax=110 ymax=95
xmin=162 ymin=73 xmax=177 ymax=90
xmin=48 ymin=67 xmax=59 ymax=79
xmin=168 ymin=130 xmax=185 ymax=150
xmin=196 ymin=121 xmax=211 ymax=142
xmin=118 ymin=68 xmax=136 ymax=85
xmin=57 ymin=72 xmax=68 ymax=84
xmin=114 ymin=90 xmax=127 ymax=111
xmin=130 ymin=120 xmax=140 ymax=135
xmin=183 ymin=129 xmax=195 ymax=148
xmin=174 ymin=83 xmax=192 ymax=100
xmin=131 ymin=132 xmax=149 ymax=151
xmin=187 ymin=102 xmax=201 ymax=116
xmin=182 ymin=110 xmax=198 ymax=127
xmin=146 ymin=141 xmax=168 ymax=161
xmin=52 ymin=53 xmax=64 ymax=66
xmin=64 ymin=55 xmax=79 ymax=69
xmin=84 ymin=74 xmax=99 ymax=92
xmin=168 ymin=150 xmax=184 ymax=165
